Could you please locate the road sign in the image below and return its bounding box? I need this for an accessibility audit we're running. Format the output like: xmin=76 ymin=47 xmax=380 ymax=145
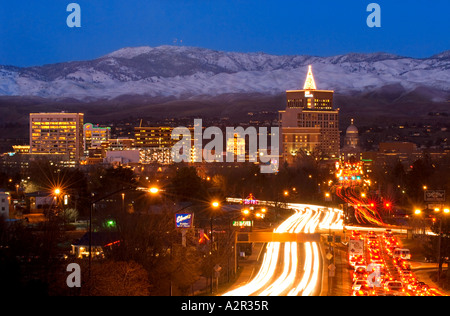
xmin=424 ymin=190 xmax=446 ymax=202
xmin=232 ymin=220 xmax=252 ymax=227
xmin=348 ymin=240 xmax=364 ymax=256
xmin=328 ymin=263 xmax=336 ymax=277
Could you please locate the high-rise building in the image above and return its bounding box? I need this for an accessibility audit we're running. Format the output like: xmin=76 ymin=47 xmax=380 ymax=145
xmin=29 ymin=112 xmax=84 ymax=161
xmin=279 ymin=65 xmax=340 ymax=164
xmin=134 ymin=126 xmax=174 ymax=148
xmin=83 ymin=123 xmax=111 ymax=153
xmin=134 ymin=125 xmax=202 ymax=163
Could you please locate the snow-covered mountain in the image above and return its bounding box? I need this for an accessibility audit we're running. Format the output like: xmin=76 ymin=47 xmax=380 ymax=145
xmin=0 ymin=45 xmax=449 ymax=101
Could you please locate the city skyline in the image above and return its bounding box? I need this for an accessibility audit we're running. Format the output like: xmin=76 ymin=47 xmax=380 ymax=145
xmin=1 ymin=57 xmax=449 ymax=299
xmin=0 ymin=1 xmax=449 ymax=299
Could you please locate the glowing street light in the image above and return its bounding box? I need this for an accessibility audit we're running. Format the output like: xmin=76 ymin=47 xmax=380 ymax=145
xmin=414 ymin=209 xmax=422 ymax=215
xmin=149 ymin=187 xmax=159 ymax=194
xmin=211 ymin=201 xmax=220 ymax=209
xmin=54 ymin=188 xmax=61 ymax=195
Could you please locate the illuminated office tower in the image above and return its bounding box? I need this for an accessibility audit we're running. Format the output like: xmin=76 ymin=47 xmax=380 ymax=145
xmin=134 ymin=125 xmax=201 ymax=163
xmin=134 ymin=126 xmax=174 ymax=148
xmin=30 ymin=112 xmax=84 ymax=161
xmin=83 ymin=123 xmax=111 ymax=152
xmin=279 ymin=65 xmax=340 ymax=164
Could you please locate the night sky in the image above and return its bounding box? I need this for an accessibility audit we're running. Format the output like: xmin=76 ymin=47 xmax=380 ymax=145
xmin=0 ymin=0 xmax=448 ymax=66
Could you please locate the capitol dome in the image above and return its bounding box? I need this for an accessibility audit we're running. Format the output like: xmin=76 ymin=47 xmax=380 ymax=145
xmin=346 ymin=119 xmax=358 ymax=135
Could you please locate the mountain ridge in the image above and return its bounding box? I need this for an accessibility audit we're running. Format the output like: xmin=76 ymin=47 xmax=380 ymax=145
xmin=0 ymin=45 xmax=449 ymax=101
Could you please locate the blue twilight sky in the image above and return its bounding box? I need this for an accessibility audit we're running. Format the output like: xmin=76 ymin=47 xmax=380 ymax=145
xmin=0 ymin=0 xmax=449 ymax=67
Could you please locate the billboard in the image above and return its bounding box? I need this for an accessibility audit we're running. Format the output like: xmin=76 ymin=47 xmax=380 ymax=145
xmin=424 ymin=190 xmax=446 ymax=202
xmin=175 ymin=213 xmax=194 ymax=228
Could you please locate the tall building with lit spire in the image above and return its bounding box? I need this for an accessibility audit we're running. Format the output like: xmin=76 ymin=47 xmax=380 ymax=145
xmin=279 ymin=65 xmax=340 ymax=164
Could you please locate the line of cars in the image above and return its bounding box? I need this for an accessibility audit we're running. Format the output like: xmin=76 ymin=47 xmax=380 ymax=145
xmin=348 ymin=229 xmax=445 ymax=296
xmin=381 ymin=230 xmax=444 ymax=296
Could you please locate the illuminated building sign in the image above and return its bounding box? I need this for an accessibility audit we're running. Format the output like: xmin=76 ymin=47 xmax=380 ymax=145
xmin=232 ymin=221 xmax=253 ymax=227
xmin=243 ymin=193 xmax=258 ymax=205
xmin=175 ymin=213 xmax=194 ymax=228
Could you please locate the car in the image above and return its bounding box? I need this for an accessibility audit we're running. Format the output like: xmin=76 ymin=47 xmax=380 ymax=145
xmin=354 ymin=264 xmax=367 ymax=271
xmin=407 ymin=280 xmax=421 ymax=293
xmin=383 ymin=230 xmax=393 ymax=238
xmin=349 ymin=255 xmax=364 ymax=267
xmin=415 ymin=282 xmax=430 ymax=295
xmin=353 ymin=267 xmax=368 ymax=282
xmin=393 ymin=256 xmax=405 ymax=266
xmin=384 ymin=280 xmax=405 ymax=294
xmin=399 ymin=270 xmax=414 ymax=283
xmin=352 ymin=279 xmax=370 ymax=295
xmin=398 ymin=261 xmax=412 ymax=271
xmin=352 ymin=279 xmax=368 ymax=290
xmin=354 ymin=258 xmax=366 ymax=267
xmin=352 ymin=285 xmax=371 ymax=296
xmin=351 ymin=230 xmax=362 ymax=239
xmin=393 ymin=248 xmax=411 ymax=260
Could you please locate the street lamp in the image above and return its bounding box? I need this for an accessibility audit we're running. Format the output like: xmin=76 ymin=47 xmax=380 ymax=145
xmin=149 ymin=187 xmax=159 ymax=194
xmin=212 ymin=201 xmax=220 ymax=209
xmin=434 ymin=207 xmax=450 ymax=283
xmin=210 ymin=200 xmax=221 ymax=293
xmin=52 ymin=187 xmax=63 ymax=215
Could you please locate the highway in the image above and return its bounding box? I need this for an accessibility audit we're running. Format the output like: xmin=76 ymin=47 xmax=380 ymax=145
xmin=222 ymin=203 xmax=343 ymax=296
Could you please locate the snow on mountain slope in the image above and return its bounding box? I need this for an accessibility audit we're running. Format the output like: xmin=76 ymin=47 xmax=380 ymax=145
xmin=0 ymin=46 xmax=448 ymax=101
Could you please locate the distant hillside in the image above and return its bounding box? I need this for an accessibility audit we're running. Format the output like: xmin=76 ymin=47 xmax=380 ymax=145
xmin=0 ymin=45 xmax=448 ymax=102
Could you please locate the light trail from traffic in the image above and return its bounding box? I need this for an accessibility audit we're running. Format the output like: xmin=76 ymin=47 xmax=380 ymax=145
xmin=335 ymin=186 xmax=386 ymax=226
xmin=222 ymin=201 xmax=343 ymax=296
